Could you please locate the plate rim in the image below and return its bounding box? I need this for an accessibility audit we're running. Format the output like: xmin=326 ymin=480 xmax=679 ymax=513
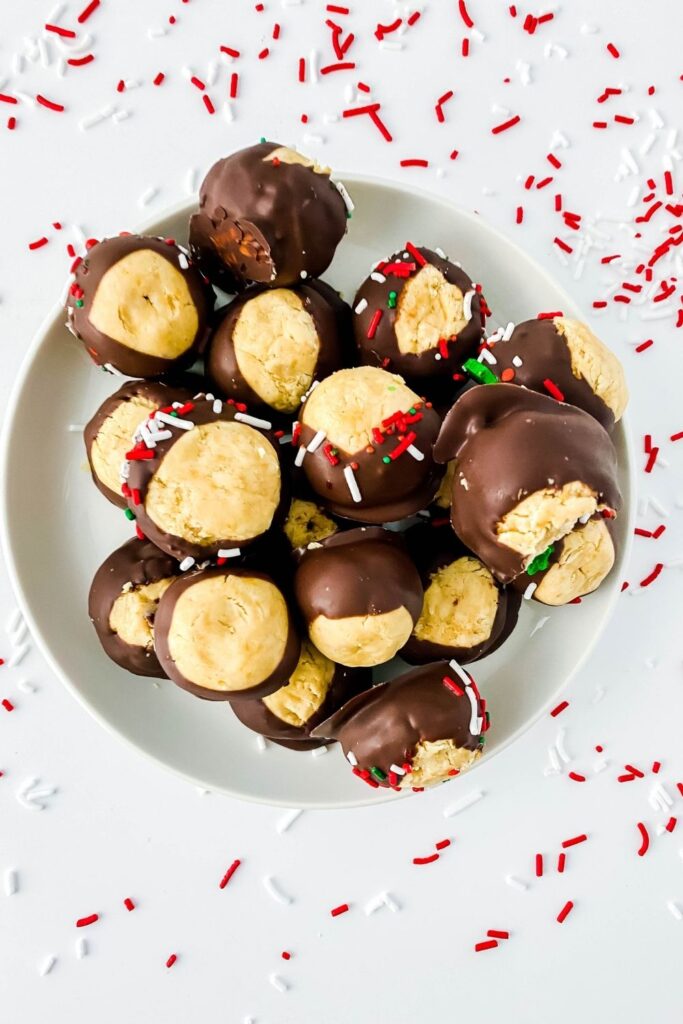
xmin=0 ymin=172 xmax=636 ymax=808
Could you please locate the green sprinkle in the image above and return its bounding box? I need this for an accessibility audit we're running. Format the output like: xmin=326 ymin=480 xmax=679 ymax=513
xmin=388 ymin=290 xmax=398 ymax=308
xmin=462 ymin=358 xmax=498 ymax=385
xmin=347 ymin=211 xmax=353 ymax=220
xmin=170 ymin=410 xmax=178 ymax=417
xmin=370 ymin=766 xmax=386 ymax=782
xmin=124 ymin=508 xmax=135 ymax=521
xmin=382 ymin=455 xmax=391 ymax=464
xmin=526 ymin=544 xmax=555 ymax=576
xmin=408 ymin=406 xmax=416 ymax=415
xmin=259 ymin=136 xmax=267 ymax=143
xmin=75 ymin=299 xmax=84 ymax=308
xmin=388 ymin=385 xmax=396 ymax=391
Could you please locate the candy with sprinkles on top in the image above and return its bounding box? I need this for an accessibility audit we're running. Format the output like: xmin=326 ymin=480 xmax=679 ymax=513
xmin=311 ymin=660 xmax=488 ymax=790
xmin=433 ymin=383 xmax=621 ymax=584
xmin=352 ymin=245 xmax=487 ymax=388
xmin=296 ymin=365 xmax=444 ymax=523
xmin=88 ymin=537 xmax=180 ymax=677
xmin=154 ymin=566 xmax=301 ymax=702
xmin=488 ymin=315 xmax=629 ymax=432
xmin=84 ymin=379 xmax=193 ymax=508
xmin=510 ymin=513 xmax=617 ymax=606
xmin=124 ymin=393 xmax=290 ymax=561
xmin=401 ymin=521 xmax=521 ymax=665
xmin=66 ymin=234 xmax=214 ymax=378
xmin=229 ymin=640 xmax=371 ymax=750
xmin=189 ymin=141 xmax=350 ymax=292
xmin=294 ymin=527 xmax=424 ymax=668
xmin=207 ymin=278 xmax=352 ymax=415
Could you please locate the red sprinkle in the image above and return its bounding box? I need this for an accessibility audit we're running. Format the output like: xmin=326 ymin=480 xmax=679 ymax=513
xmin=442 ymin=675 xmax=465 ymax=697
xmin=405 ymin=241 xmax=427 ymax=266
xmin=635 ymin=339 xmax=653 ymax=353
xmin=77 ymin=0 xmax=101 ymax=22
xmin=640 ymin=563 xmax=664 ymax=588
xmin=535 ymin=853 xmax=543 ymax=877
xmin=153 ymin=72 xmax=165 ymax=86
xmin=606 ymin=42 xmax=620 ymax=58
xmin=342 ymin=102 xmax=393 ymax=142
xmin=491 ymin=114 xmax=521 ymax=135
xmin=487 ymin=930 xmax=509 ymax=940
xmin=28 ymin=237 xmax=49 ymax=251
xmin=190 ymin=76 xmax=206 ymax=91
xmin=562 ymin=834 xmax=588 ymax=849
xmin=557 ymin=853 xmax=566 ymax=873
xmin=229 ymin=73 xmax=239 ymax=99
xmin=516 ymin=206 xmax=524 ymax=224
xmin=554 ymin=237 xmax=573 ymax=255
xmin=400 ymin=158 xmax=429 ymax=168
xmin=202 ymin=94 xmax=215 ymax=114
xmin=537 ymin=311 xmax=563 ymax=319
xmin=413 ymin=853 xmax=440 ymax=865
xmin=665 ymin=816 xmax=677 ymax=833
xmin=219 ymin=858 xmax=241 ymax=889
xmin=550 ymin=700 xmax=569 ymax=718
xmin=166 ymin=954 xmax=177 ymax=968
xmin=557 ymin=900 xmax=574 ymax=924
xmin=330 ymin=903 xmax=349 ymax=917
xmin=543 ymin=378 xmax=565 ymax=401
xmin=458 ymin=0 xmax=474 ymax=28
xmin=568 ymin=772 xmax=586 ymax=783
xmin=366 ymin=309 xmax=383 ymax=339
xmin=76 ymin=914 xmax=99 ymax=928
xmin=475 ymin=940 xmax=498 ymax=952
xmin=320 ymin=61 xmax=356 ymax=75
xmin=36 ymin=94 xmax=65 ymax=112
xmin=45 ymin=23 xmax=76 ymax=37
xmin=0 ymin=94 xmax=18 ymax=104
xmin=220 ymin=46 xmax=240 ymax=58
xmin=435 ymin=839 xmax=451 ymax=851
xmin=636 ymin=822 xmax=650 ymax=856
xmin=652 ymin=761 xmax=662 ymax=774
xmin=258 ymin=47 xmax=270 ymax=60
xmin=435 ymin=89 xmax=454 ymax=122
xmin=1 ymin=699 xmax=14 ymax=712
xmin=281 ymin=951 xmax=291 ymax=960
xmin=123 ymin=898 xmax=135 ymax=911
xmin=67 ymin=54 xmax=95 ymax=66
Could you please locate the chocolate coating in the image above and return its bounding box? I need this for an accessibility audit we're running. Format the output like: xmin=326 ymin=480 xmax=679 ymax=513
xmin=207 ymin=279 xmax=352 ymax=413
xmin=311 ymin=661 xmax=485 ymax=787
xmin=88 ymin=537 xmax=179 ymax=677
xmin=84 ymin=379 xmax=191 ymax=507
xmin=154 ymin=567 xmax=301 ymax=701
xmin=400 ymin=522 xmax=519 ymax=664
xmin=66 ymin=234 xmax=214 ymax=377
xmin=433 ymin=383 xmax=621 ymax=583
xmin=294 ymin=527 xmax=423 ymax=624
xmin=189 ymin=142 xmax=348 ymax=291
xmin=489 ymin=318 xmax=618 ymax=430
xmin=353 ymin=247 xmax=485 ymax=383
xmin=230 ymin=655 xmax=371 ymax=749
xmin=125 ymin=395 xmax=290 ymax=561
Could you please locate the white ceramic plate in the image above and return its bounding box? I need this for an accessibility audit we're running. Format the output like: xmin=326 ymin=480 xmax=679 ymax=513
xmin=0 ymin=175 xmax=634 ymax=808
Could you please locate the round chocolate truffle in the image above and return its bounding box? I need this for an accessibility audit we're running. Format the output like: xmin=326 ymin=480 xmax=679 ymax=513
xmin=293 ymin=527 xmax=423 ymax=668
xmin=84 ymin=380 xmax=191 ymax=507
xmin=433 ymin=383 xmax=621 ymax=584
xmin=230 ymin=640 xmax=370 ymax=749
xmin=124 ymin=395 xmax=288 ymax=561
xmin=89 ymin=537 xmax=179 ymax=677
xmin=488 ymin=316 xmax=628 ymax=431
xmin=207 ymin=279 xmax=351 ymax=415
xmin=513 ymin=514 xmax=616 ymax=605
xmin=283 ymin=498 xmax=340 ymax=550
xmin=401 ymin=523 xmax=519 ymax=664
xmin=353 ymin=246 xmax=486 ymax=383
xmin=154 ymin=567 xmax=300 ymax=701
xmin=66 ymin=235 xmax=214 ymax=378
xmin=297 ymin=366 xmax=443 ymax=523
xmin=189 ymin=142 xmax=349 ymax=291
xmin=311 ymin=660 xmax=487 ymax=789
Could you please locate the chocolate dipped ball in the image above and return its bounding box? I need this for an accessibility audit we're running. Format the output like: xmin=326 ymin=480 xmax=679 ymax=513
xmin=230 ymin=640 xmax=370 ymax=749
xmin=84 ymin=380 xmax=191 ymax=507
xmin=294 ymin=527 xmax=423 ymax=668
xmin=433 ymin=383 xmax=621 ymax=584
xmin=401 ymin=523 xmax=520 ymax=665
xmin=283 ymin=497 xmax=340 ymax=550
xmin=66 ymin=234 xmax=214 ymax=377
xmin=89 ymin=538 xmax=179 ymax=677
xmin=207 ymin=279 xmax=351 ymax=415
xmin=311 ymin=661 xmax=487 ymax=789
xmin=189 ymin=142 xmax=349 ymax=291
xmin=296 ymin=366 xmax=443 ymax=523
xmin=124 ymin=394 xmax=288 ymax=561
xmin=154 ymin=566 xmax=300 ymax=701
xmin=353 ymin=246 xmax=486 ymax=384
xmin=488 ymin=316 xmax=628 ymax=431
xmin=513 ymin=514 xmax=616 ymax=605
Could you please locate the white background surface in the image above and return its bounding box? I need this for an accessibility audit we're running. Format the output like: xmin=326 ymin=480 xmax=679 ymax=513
xmin=0 ymin=1 xmax=682 ymax=1021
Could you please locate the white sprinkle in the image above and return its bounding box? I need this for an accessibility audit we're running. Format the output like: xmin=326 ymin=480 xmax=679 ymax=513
xmin=39 ymin=955 xmax=56 ymax=977
xmin=48 ymin=2 xmax=67 ymax=21
xmin=345 ymin=751 xmax=358 ymax=767
xmin=344 ymin=466 xmax=362 ymax=503
xmin=263 ymin=875 xmax=293 ymax=905
xmin=621 ymin=147 xmax=639 ymax=175
xmin=443 ymin=789 xmax=484 ymax=818
xmin=364 ymin=893 xmax=384 ymax=916
xmin=407 ymin=445 xmax=424 ymax=462
xmin=667 ymin=901 xmax=682 ymax=921
xmin=307 ymin=430 xmax=326 ymax=453
xmin=179 ymin=557 xmax=195 ymax=572
xmin=380 ymin=40 xmax=404 ymax=51
xmin=640 ymin=304 xmax=675 ymax=321
xmin=502 ymin=321 xmax=516 ymax=341
xmin=324 ymin=113 xmax=340 ymax=124
xmin=523 ymin=582 xmax=537 ymax=600
xmin=529 ymin=616 xmax=550 ymax=638
xmin=7 ymin=643 xmax=30 ymax=668
xmin=463 ymin=289 xmax=475 ymax=321
xmin=550 ymin=129 xmax=570 ymax=149
xmin=354 ymin=298 xmax=368 ymax=315
xmin=276 ymin=809 xmax=303 ymax=835
xmin=210 ymin=399 xmax=223 ymax=416
xmin=592 ymin=686 xmax=605 ymax=704
xmin=270 ymin=973 xmax=289 ymax=993
xmin=294 ymin=445 xmax=306 ymax=467
xmin=147 ymin=25 xmax=168 ymax=39
xmin=389 ymin=762 xmax=406 ymax=776
xmin=138 ymin=185 xmax=159 ymax=209
xmin=112 ymin=109 xmax=131 ymax=125
xmin=38 ymin=37 xmax=51 ymax=68
xmin=153 ymin=411 xmax=194 ymax=430
xmin=5 ymin=608 xmax=23 ymax=636
xmin=639 ymin=134 xmax=657 ymax=157
xmin=545 ymin=746 xmax=561 ymax=775
xmin=308 ymin=48 xmax=318 ymax=84
xmin=555 ymin=729 xmax=571 ymax=764
xmin=435 ymin=247 xmax=447 ymax=259
xmin=79 ymin=105 xmax=114 ymax=131
xmin=217 ymin=548 xmax=241 ymax=559
xmin=311 ymin=744 xmax=329 ymax=758
xmin=515 ymin=59 xmax=532 ymax=85
xmin=278 ymin=434 xmax=292 ymax=445
xmin=12 ymin=53 xmax=25 ymax=74
xmin=593 ymin=759 xmax=610 ymax=774
xmin=185 ymin=167 xmax=198 ymax=195
xmin=75 ymin=937 xmax=88 ymax=959
xmin=4 ymin=868 xmax=18 ymax=896
xmin=382 ymin=892 xmax=400 ymax=912
xmin=255 ymin=735 xmax=268 ymax=752
xmin=512 ymin=355 xmax=523 ymax=367
xmin=650 ymin=783 xmax=674 ymax=810
xmin=465 ymin=686 xmax=481 ymax=736
xmin=234 ymin=412 xmax=272 ymax=430
xmin=222 ymin=100 xmax=235 ymax=123
xmin=371 ymin=272 xmax=386 ymax=284
xmin=447 ymin=658 xmax=471 ymax=689
xmin=479 ymin=347 xmax=497 ymax=365
xmin=505 ymin=875 xmax=528 ymax=892
xmin=649 ymin=108 xmax=665 ymax=129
